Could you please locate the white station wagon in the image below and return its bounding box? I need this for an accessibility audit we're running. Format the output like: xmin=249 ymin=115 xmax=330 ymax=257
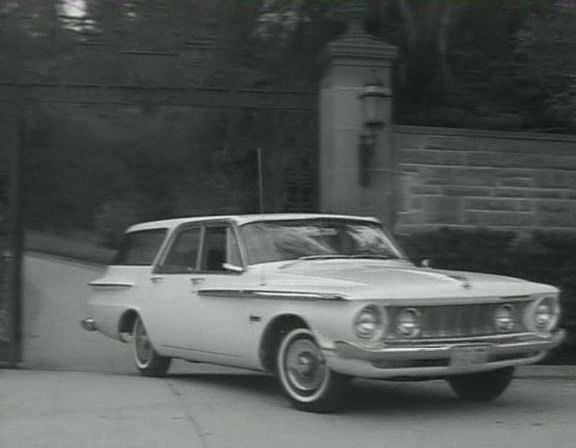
xmin=82 ymin=213 xmax=565 ymax=412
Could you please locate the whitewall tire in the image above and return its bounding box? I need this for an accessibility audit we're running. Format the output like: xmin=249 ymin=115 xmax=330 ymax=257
xmin=276 ymin=327 xmax=350 ymax=413
xmin=133 ymin=316 xmax=171 ymax=377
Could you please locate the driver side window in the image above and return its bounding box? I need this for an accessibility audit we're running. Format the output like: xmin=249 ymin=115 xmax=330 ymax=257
xmin=200 ymin=225 xmax=242 ymax=272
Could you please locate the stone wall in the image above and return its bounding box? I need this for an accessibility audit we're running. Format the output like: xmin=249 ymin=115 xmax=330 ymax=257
xmin=395 ymin=126 xmax=576 ymax=233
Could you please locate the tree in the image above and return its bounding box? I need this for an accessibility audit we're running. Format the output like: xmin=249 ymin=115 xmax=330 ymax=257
xmin=514 ymin=0 xmax=576 ymax=131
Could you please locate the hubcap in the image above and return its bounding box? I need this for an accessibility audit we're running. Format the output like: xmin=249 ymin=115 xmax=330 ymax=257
xmin=135 ymin=320 xmax=152 ymax=364
xmin=285 ymin=338 xmax=326 ymax=393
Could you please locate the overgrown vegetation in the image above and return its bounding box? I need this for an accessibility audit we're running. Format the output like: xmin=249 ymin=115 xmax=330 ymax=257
xmin=2 ymin=0 xmax=576 ymax=129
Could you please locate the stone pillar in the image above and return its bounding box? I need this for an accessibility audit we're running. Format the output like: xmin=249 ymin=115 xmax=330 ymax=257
xmin=319 ymin=12 xmax=397 ymax=228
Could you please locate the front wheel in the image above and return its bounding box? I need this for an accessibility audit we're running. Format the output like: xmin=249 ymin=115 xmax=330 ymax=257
xmin=276 ymin=327 xmax=350 ymax=413
xmin=133 ymin=316 xmax=171 ymax=377
xmin=447 ymin=367 xmax=515 ymax=401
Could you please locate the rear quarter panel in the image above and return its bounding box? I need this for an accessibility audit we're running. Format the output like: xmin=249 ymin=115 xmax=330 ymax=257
xmin=88 ymin=266 xmax=151 ymax=340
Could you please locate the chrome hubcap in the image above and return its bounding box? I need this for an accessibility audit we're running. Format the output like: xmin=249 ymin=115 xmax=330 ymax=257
xmin=135 ymin=320 xmax=152 ymax=364
xmin=285 ymin=339 xmax=326 ymax=392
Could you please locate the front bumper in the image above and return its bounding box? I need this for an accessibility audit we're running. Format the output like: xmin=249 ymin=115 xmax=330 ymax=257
xmin=325 ymin=329 xmax=566 ymax=379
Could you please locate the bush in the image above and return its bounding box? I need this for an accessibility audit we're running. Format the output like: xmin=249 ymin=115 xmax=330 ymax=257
xmin=94 ymin=200 xmax=142 ymax=249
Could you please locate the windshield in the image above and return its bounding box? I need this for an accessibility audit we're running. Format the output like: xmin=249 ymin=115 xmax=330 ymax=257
xmin=239 ymin=219 xmax=404 ymax=265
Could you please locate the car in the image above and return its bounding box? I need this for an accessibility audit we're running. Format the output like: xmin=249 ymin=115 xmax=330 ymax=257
xmin=82 ymin=213 xmax=565 ymax=412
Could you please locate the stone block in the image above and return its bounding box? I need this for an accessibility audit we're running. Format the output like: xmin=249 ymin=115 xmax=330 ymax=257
xmin=423 ymin=136 xmax=479 ymax=151
xmin=401 ymin=149 xmax=464 ymax=166
xmin=397 ymin=211 xmax=426 ymax=226
xmin=464 ymin=211 xmax=534 ymax=227
xmin=424 ymin=196 xmax=462 ymax=224
xmin=499 ymin=177 xmax=533 ymax=188
xmin=535 ymin=201 xmax=575 ymax=227
xmin=442 ymin=186 xmax=494 ymax=197
xmin=547 ymin=156 xmax=576 ymax=170
xmin=416 ymin=166 xmax=454 ymax=185
xmin=500 ymin=168 xmax=537 ymax=178
xmin=495 ymin=188 xmax=565 ymax=199
xmin=535 ymin=170 xmax=576 ymax=189
xmin=494 ymin=188 xmax=530 ymax=198
xmin=411 ymin=185 xmax=443 ymax=195
xmin=451 ymin=168 xmax=497 ymax=186
xmin=465 ymin=198 xmax=520 ymax=212
xmin=467 ymin=152 xmax=506 ymax=167
xmin=498 ymin=152 xmax=550 ymax=169
xmin=411 ymin=198 xmax=423 ymax=209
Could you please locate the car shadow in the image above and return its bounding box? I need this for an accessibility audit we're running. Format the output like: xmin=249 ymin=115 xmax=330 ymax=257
xmin=166 ymin=372 xmax=510 ymax=416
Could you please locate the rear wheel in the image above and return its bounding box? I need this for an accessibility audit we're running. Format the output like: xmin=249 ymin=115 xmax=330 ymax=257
xmin=447 ymin=367 xmax=515 ymax=401
xmin=133 ymin=316 xmax=171 ymax=377
xmin=276 ymin=327 xmax=350 ymax=413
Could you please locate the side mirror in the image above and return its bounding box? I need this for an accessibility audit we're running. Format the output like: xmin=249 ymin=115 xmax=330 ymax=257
xmin=223 ymin=262 xmax=245 ymax=273
xmin=420 ymin=258 xmax=431 ymax=268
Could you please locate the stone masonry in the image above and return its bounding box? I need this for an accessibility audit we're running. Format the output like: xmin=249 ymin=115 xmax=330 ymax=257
xmin=395 ymin=125 xmax=576 ymax=233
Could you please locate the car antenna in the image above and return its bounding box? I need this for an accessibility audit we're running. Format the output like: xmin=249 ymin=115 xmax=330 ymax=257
xmin=257 ymin=146 xmax=264 ymax=213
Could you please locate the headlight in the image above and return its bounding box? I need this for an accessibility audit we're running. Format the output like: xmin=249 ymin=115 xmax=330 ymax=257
xmin=354 ymin=305 xmax=384 ymax=340
xmin=494 ymin=304 xmax=516 ymax=332
xmin=396 ymin=308 xmax=421 ymax=338
xmin=529 ymin=297 xmax=560 ymax=332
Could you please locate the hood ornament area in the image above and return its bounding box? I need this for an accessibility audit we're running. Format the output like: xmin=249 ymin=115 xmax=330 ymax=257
xmin=447 ymin=274 xmax=472 ymax=290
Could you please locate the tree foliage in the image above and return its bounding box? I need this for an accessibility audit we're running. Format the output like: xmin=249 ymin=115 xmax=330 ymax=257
xmin=3 ymin=0 xmax=576 ymax=233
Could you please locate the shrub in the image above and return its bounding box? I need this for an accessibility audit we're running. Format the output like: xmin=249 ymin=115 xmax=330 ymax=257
xmin=94 ymin=200 xmax=142 ymax=249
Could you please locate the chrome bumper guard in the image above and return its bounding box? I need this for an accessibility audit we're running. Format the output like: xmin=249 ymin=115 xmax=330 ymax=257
xmin=81 ymin=317 xmax=97 ymax=332
xmin=334 ymin=330 xmax=566 ymax=363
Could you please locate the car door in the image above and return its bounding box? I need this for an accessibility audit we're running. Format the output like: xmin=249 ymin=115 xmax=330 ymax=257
xmin=144 ymin=222 xmax=262 ymax=368
xmin=142 ymin=224 xmax=206 ymax=359
xmin=189 ymin=223 xmax=264 ymax=368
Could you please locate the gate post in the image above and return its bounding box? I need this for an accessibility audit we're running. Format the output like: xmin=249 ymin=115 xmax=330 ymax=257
xmin=0 ymin=100 xmax=24 ymax=366
xmin=319 ymin=5 xmax=397 ymax=227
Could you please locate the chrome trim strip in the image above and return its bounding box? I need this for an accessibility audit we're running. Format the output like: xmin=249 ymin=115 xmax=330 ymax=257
xmin=198 ymin=288 xmax=346 ymax=301
xmin=89 ymin=281 xmax=134 ymax=288
xmin=162 ymin=344 xmax=241 ymax=358
xmin=389 ymin=332 xmax=542 ymax=345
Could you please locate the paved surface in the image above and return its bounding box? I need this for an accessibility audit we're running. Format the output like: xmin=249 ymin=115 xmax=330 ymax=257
xmin=1 ymin=369 xmax=576 ymax=448
xmin=0 ymin=254 xmax=574 ymax=448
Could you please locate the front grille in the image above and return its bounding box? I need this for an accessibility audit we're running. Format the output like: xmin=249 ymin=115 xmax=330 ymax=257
xmin=387 ymin=302 xmax=529 ymax=339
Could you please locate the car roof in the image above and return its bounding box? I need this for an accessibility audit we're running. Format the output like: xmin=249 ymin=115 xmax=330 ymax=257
xmin=126 ymin=213 xmax=380 ymax=232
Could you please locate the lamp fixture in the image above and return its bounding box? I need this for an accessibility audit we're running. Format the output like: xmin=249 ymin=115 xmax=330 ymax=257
xmin=358 ymin=76 xmax=389 ymax=187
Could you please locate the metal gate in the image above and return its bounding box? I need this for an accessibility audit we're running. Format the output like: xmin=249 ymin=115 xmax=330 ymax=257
xmin=0 ymin=81 xmax=317 ymax=365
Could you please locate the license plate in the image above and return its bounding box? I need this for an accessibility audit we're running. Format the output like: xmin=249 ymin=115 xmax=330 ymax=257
xmin=450 ymin=345 xmax=490 ymax=368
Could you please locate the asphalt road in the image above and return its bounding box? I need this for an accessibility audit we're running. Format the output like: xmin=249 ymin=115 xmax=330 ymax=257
xmin=13 ymin=254 xmax=576 ymax=448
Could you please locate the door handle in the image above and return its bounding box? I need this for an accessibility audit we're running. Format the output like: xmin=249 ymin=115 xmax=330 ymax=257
xmin=150 ymin=276 xmax=164 ymax=284
xmin=191 ymin=278 xmax=205 ymax=286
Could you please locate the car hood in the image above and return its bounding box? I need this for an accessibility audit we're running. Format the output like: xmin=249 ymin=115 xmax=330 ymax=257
xmin=260 ymin=260 xmax=556 ymax=300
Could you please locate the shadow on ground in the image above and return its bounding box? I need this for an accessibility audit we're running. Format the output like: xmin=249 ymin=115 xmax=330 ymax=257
xmin=165 ymin=372 xmax=514 ymax=415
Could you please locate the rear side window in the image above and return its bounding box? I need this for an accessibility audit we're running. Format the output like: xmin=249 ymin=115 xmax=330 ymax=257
xmin=157 ymin=226 xmax=202 ymax=273
xmin=113 ymin=229 xmax=167 ymax=266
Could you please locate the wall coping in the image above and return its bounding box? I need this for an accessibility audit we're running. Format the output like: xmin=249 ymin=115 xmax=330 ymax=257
xmin=395 ymin=223 xmax=576 ymax=235
xmin=396 ymin=125 xmax=576 ymax=144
